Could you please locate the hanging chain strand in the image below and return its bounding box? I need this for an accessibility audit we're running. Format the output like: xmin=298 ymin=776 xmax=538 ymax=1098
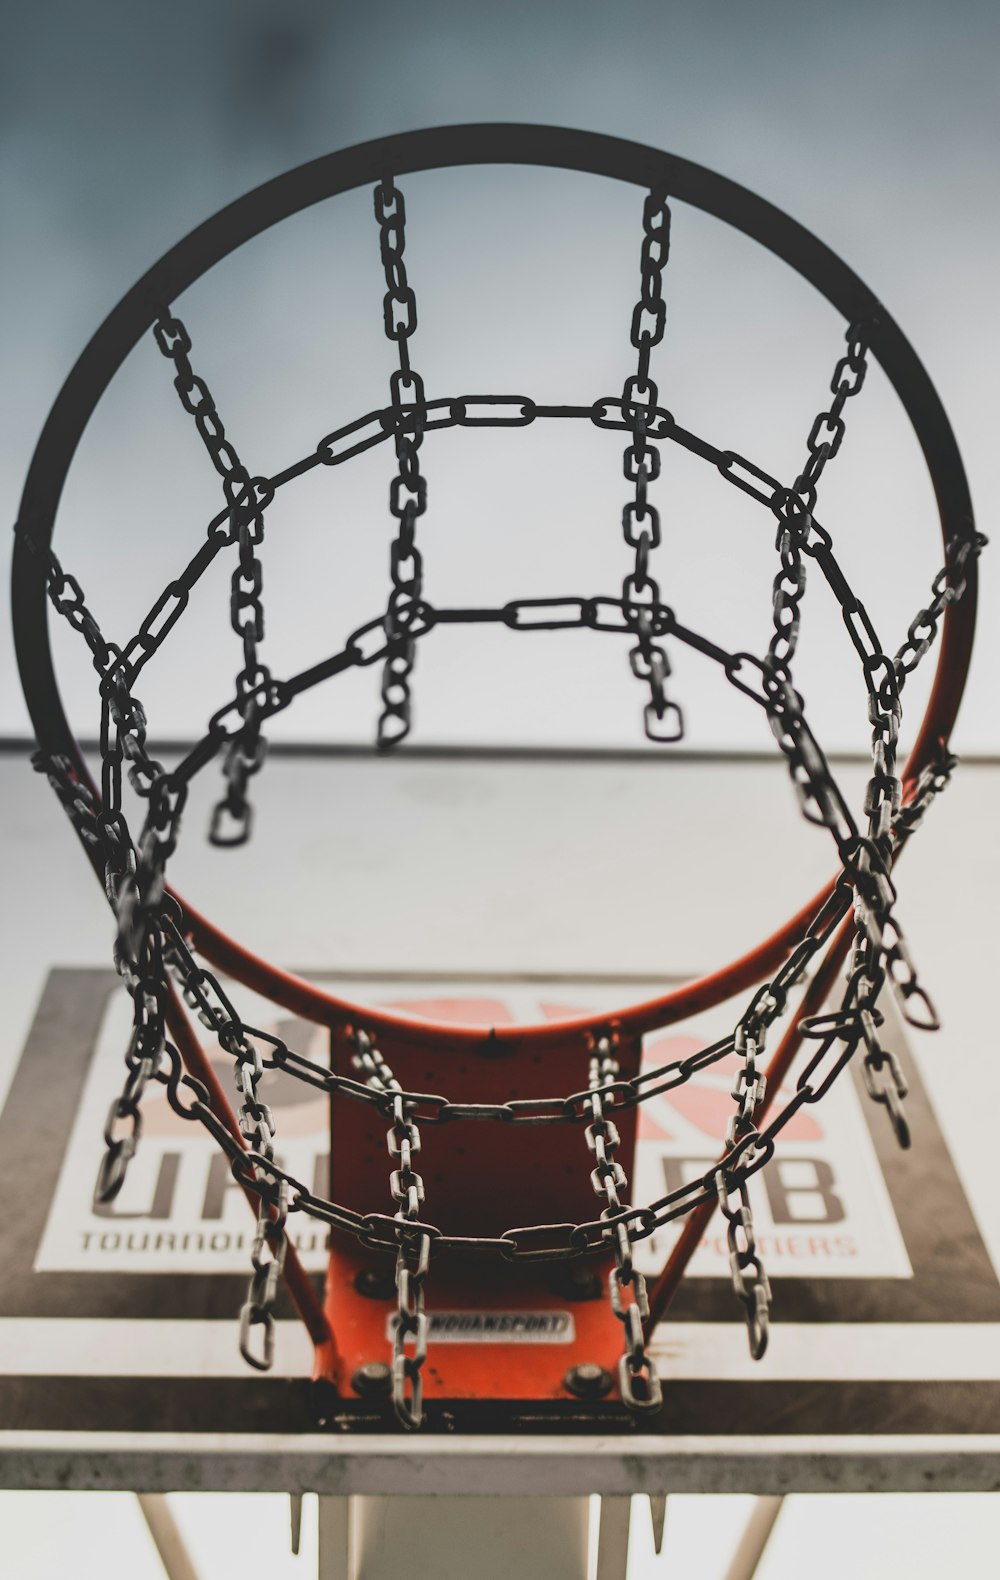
xmin=239 ymin=1176 xmax=290 ymax=1370
xmin=754 ymin=322 xmax=936 ymax=1142
xmin=621 ymin=187 xmax=683 ymax=743
xmin=353 ymin=1030 xmax=431 ymax=1428
xmin=851 ymin=521 xmax=911 ymax=1144
xmin=584 ymin=1037 xmax=663 ymax=1410
xmin=33 ymin=748 xmax=294 ymax=1362
xmin=26 ymin=545 xmax=186 ymax=1205
xmin=374 ymin=178 xmax=428 ymax=747
xmin=716 ymin=1167 xmax=771 ymax=1358
xmin=717 ymin=1010 xmax=774 ymax=1354
xmin=230 ymin=1018 xmax=289 ymax=1368
xmin=27 ymin=566 xmax=288 ymax=1357
xmin=154 ymin=311 xmax=269 ymax=845
xmin=766 ymin=324 xmax=868 ymax=682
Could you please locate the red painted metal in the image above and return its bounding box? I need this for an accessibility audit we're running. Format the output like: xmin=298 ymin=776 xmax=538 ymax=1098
xmin=319 ymin=1021 xmax=641 ymax=1398
xmin=322 ymin=1243 xmax=620 ymax=1400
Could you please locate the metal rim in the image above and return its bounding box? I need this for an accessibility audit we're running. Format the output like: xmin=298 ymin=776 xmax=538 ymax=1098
xmin=12 ymin=122 xmax=978 ymax=1049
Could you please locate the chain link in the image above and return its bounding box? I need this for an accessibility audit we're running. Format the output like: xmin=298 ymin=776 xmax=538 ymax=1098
xmin=895 ymin=528 xmax=988 ymax=678
xmin=585 ymin=1037 xmax=662 ymax=1409
xmin=228 ymin=1004 xmax=289 ymax=1363
xmin=716 ymin=1168 xmax=770 ymax=1358
xmin=154 ymin=310 xmax=269 ymax=845
xmin=373 ymin=180 xmax=428 ymax=748
xmin=747 ymin=323 xmax=946 ymax=1144
xmin=32 ymin=737 xmax=286 ymax=1360
xmin=620 ymin=188 xmax=683 ymax=743
xmin=353 ymin=1029 xmax=430 ymax=1428
xmin=240 ymin=1176 xmax=289 ymax=1370
xmin=767 ymin=324 xmax=868 ymax=683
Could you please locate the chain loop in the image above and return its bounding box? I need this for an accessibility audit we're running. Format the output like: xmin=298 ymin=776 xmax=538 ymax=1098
xmin=374 ymin=179 xmax=428 ymax=748
xmin=585 ymin=1037 xmax=663 ymax=1411
xmin=716 ymin=1168 xmax=770 ymax=1358
xmin=155 ymin=309 xmax=269 ymax=843
xmin=619 ymin=188 xmax=683 ymax=743
xmin=353 ymin=1029 xmax=430 ymax=1428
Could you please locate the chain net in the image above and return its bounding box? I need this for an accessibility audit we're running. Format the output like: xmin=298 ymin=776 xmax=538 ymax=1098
xmin=24 ymin=171 xmax=984 ymax=1428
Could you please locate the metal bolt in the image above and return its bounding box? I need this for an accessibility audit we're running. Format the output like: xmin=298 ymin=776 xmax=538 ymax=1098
xmin=355 ymin=1266 xmax=396 ymax=1300
xmin=551 ymin=1262 xmax=602 ymax=1301
xmin=565 ymin=1264 xmax=603 ymax=1301
xmin=351 ymin=1361 xmax=393 ymax=1397
xmin=564 ymin=1362 xmax=613 ymax=1399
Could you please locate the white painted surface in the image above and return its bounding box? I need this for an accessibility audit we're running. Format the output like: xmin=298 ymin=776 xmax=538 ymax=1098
xmin=350 ymin=1496 xmax=592 ymax=1580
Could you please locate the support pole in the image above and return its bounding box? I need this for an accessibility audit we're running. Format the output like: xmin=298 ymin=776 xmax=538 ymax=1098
xmin=648 ymin=1493 xmax=667 ymax=1555
xmin=318 ymin=1497 xmax=352 ymax=1579
xmin=136 ymin=1494 xmax=202 ymax=1580
xmin=594 ymin=1496 xmax=632 ymax=1580
xmin=722 ymin=1496 xmax=784 ymax=1580
xmin=320 ymin=1496 xmax=592 ymax=1580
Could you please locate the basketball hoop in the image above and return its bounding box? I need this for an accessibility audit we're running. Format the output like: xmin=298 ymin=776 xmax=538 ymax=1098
xmin=13 ymin=125 xmax=983 ymax=1428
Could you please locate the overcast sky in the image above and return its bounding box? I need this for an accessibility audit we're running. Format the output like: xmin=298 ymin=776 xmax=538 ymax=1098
xmin=4 ymin=0 xmax=997 ymax=753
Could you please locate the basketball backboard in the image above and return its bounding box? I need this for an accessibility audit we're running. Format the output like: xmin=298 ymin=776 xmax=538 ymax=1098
xmin=2 ymin=747 xmax=999 ymax=1501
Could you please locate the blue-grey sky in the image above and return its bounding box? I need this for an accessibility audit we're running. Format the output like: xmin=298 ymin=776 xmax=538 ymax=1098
xmin=4 ymin=0 xmax=997 ymax=751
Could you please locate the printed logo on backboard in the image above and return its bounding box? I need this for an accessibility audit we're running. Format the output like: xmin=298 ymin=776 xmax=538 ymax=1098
xmin=386 ymin=1311 xmax=576 ymax=1344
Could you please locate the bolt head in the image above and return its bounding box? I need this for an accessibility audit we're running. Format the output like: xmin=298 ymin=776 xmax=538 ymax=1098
xmin=564 ymin=1265 xmax=603 ymax=1301
xmin=351 ymin=1361 xmax=393 ymax=1397
xmin=564 ymin=1362 xmax=613 ymax=1399
xmin=354 ymin=1266 xmax=396 ymax=1299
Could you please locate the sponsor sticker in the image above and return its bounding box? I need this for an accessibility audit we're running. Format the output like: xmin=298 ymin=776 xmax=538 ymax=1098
xmin=387 ymin=1310 xmax=576 ymax=1344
